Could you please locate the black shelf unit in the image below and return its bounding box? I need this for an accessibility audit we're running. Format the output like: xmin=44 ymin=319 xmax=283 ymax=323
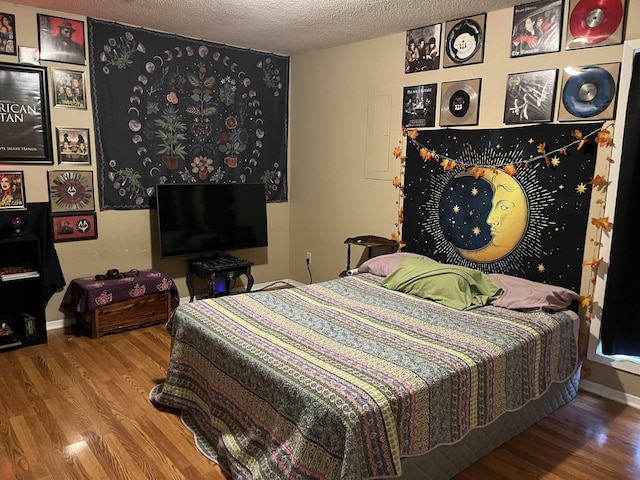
xmin=0 ymin=234 xmax=47 ymax=351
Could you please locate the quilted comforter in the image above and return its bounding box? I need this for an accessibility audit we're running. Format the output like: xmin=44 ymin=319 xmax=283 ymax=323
xmin=150 ymin=273 xmax=577 ymax=480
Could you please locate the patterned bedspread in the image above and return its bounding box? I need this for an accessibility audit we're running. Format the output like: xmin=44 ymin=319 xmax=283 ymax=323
xmin=150 ymin=273 xmax=577 ymax=480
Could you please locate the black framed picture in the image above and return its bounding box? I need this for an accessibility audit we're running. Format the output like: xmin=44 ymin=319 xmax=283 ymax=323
xmin=56 ymin=127 xmax=91 ymax=165
xmin=504 ymin=69 xmax=558 ymax=124
xmin=52 ymin=68 xmax=86 ymax=109
xmin=0 ymin=62 xmax=53 ymax=164
xmin=37 ymin=14 xmax=85 ymax=65
xmin=405 ymin=24 xmax=441 ymax=73
xmin=0 ymin=170 xmax=26 ymax=210
xmin=47 ymin=170 xmax=95 ymax=213
xmin=51 ymin=212 xmax=97 ymax=242
xmin=511 ymin=0 xmax=563 ymax=57
xmin=0 ymin=13 xmax=16 ymax=55
xmin=402 ymin=83 xmax=437 ymax=128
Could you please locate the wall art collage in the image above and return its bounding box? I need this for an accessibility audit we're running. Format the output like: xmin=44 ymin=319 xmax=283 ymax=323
xmin=403 ymin=0 xmax=626 ymax=127
xmin=0 ymin=12 xmax=96 ymax=241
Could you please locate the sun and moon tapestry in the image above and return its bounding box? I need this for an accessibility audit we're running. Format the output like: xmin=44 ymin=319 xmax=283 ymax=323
xmin=87 ymin=19 xmax=289 ymax=210
xmin=400 ymin=122 xmax=605 ymax=293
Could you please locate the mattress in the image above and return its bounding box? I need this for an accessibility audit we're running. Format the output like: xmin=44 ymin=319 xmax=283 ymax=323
xmin=150 ymin=273 xmax=579 ymax=479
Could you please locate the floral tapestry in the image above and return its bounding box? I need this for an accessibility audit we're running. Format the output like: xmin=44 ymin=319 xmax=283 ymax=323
xmin=88 ymin=18 xmax=288 ymax=209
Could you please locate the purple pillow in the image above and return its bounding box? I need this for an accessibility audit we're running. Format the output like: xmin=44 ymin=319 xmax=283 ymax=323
xmin=489 ymin=273 xmax=578 ymax=311
xmin=357 ymin=252 xmax=435 ymax=277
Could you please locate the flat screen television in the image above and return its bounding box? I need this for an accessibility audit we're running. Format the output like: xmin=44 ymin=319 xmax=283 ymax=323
xmin=156 ymin=182 xmax=268 ymax=258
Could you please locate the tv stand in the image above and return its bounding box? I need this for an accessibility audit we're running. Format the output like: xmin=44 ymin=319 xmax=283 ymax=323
xmin=186 ymin=254 xmax=254 ymax=301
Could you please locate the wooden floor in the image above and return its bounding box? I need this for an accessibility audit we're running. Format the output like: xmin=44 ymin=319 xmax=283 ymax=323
xmin=1 ymin=324 xmax=639 ymax=480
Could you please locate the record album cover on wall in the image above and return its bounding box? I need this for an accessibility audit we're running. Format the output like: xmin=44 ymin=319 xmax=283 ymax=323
xmin=37 ymin=14 xmax=85 ymax=65
xmin=0 ymin=170 xmax=26 ymax=210
xmin=52 ymin=68 xmax=86 ymax=109
xmin=0 ymin=12 xmax=16 ymax=55
xmin=402 ymin=83 xmax=437 ymax=128
xmin=51 ymin=212 xmax=97 ymax=242
xmin=56 ymin=127 xmax=91 ymax=165
xmin=405 ymin=24 xmax=441 ymax=73
xmin=511 ymin=0 xmax=563 ymax=57
xmin=504 ymin=69 xmax=558 ymax=124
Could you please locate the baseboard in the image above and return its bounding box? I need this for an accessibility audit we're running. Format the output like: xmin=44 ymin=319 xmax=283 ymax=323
xmin=579 ymin=379 xmax=640 ymax=410
xmin=48 ymin=278 xmax=306 ymax=331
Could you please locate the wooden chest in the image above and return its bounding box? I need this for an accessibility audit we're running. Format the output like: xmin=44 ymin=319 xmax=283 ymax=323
xmin=77 ymin=290 xmax=171 ymax=338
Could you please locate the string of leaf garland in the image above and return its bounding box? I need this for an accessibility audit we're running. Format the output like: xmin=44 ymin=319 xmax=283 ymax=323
xmin=391 ymin=123 xmax=616 ymax=362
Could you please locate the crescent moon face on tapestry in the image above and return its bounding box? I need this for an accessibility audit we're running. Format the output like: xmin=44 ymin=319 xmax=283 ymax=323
xmin=198 ymin=46 xmax=208 ymax=57
xmin=128 ymin=107 xmax=140 ymax=116
xmin=164 ymin=50 xmax=173 ymax=61
xmin=439 ymin=168 xmax=528 ymax=263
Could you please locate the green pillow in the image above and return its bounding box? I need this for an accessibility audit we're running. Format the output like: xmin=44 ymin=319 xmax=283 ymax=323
xmin=381 ymin=257 xmax=502 ymax=310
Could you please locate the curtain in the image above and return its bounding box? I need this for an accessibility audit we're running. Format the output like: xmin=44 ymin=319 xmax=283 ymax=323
xmin=600 ymin=50 xmax=640 ymax=355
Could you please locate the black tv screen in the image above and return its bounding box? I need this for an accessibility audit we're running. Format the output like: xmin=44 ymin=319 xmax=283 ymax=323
xmin=156 ymin=183 xmax=268 ymax=258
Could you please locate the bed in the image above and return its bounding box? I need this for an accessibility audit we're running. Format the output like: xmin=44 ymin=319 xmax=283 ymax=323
xmin=150 ymin=253 xmax=580 ymax=479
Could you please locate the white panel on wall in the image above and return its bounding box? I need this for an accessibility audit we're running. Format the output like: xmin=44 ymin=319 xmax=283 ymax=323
xmin=364 ymin=94 xmax=393 ymax=180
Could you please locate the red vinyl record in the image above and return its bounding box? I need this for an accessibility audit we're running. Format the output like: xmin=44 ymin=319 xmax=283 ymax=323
xmin=569 ymin=0 xmax=624 ymax=45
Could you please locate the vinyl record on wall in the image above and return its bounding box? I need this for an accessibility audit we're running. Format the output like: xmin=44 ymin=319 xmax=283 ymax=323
xmin=558 ymin=63 xmax=620 ymax=121
xmin=565 ymin=0 xmax=626 ymax=50
xmin=443 ymin=14 xmax=486 ymax=68
xmin=440 ymin=78 xmax=481 ymax=126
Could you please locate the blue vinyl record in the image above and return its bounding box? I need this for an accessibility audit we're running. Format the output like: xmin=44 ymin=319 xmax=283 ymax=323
xmin=562 ymin=65 xmax=615 ymax=118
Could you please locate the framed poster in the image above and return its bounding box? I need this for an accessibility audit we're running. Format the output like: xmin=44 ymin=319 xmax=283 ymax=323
xmin=0 ymin=62 xmax=53 ymax=164
xmin=47 ymin=170 xmax=95 ymax=213
xmin=52 ymin=68 xmax=86 ymax=108
xmin=56 ymin=127 xmax=90 ymax=165
xmin=0 ymin=171 xmax=26 ymax=210
xmin=51 ymin=212 xmax=97 ymax=242
xmin=504 ymin=69 xmax=558 ymax=124
xmin=511 ymin=0 xmax=563 ymax=57
xmin=405 ymin=24 xmax=441 ymax=73
xmin=0 ymin=13 xmax=16 ymax=55
xmin=37 ymin=14 xmax=85 ymax=65
xmin=402 ymin=83 xmax=437 ymax=128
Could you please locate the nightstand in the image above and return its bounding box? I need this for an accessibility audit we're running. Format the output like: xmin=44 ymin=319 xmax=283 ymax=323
xmin=340 ymin=235 xmax=398 ymax=276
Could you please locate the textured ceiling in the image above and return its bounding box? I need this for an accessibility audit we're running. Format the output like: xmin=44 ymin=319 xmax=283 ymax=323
xmin=16 ymin=0 xmax=529 ymax=55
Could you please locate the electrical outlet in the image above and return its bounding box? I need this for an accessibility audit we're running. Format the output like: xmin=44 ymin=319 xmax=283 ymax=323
xmin=306 ymin=251 xmax=312 ymax=264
